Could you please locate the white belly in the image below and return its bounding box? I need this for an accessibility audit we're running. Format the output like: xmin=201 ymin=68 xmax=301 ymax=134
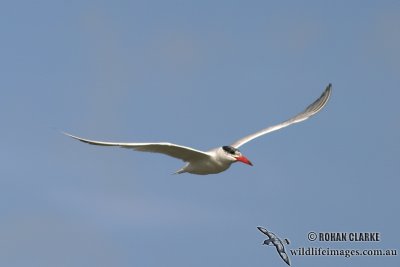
xmin=183 ymin=159 xmax=232 ymax=175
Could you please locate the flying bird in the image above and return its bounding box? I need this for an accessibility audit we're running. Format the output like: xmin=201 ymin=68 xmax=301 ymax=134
xmin=257 ymin=226 xmax=291 ymax=266
xmin=65 ymin=84 xmax=332 ymax=175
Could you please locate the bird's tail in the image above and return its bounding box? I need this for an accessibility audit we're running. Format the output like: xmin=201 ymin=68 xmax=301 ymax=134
xmin=173 ymin=167 xmax=187 ymax=175
xmin=173 ymin=163 xmax=189 ymax=174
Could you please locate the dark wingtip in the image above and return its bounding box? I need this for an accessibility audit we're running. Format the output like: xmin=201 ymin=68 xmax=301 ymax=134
xmin=62 ymin=132 xmax=82 ymax=142
xmin=257 ymin=226 xmax=267 ymax=235
xmin=326 ymin=83 xmax=332 ymax=92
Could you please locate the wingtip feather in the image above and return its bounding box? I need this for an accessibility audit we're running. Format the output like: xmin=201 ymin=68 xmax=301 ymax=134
xmin=62 ymin=131 xmax=81 ymax=141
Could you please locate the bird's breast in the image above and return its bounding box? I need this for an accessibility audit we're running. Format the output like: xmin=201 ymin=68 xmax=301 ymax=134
xmin=185 ymin=158 xmax=232 ymax=175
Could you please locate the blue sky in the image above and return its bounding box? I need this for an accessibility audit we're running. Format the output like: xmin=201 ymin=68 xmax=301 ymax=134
xmin=1 ymin=1 xmax=399 ymax=266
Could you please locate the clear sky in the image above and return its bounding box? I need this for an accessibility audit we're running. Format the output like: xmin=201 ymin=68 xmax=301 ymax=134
xmin=1 ymin=1 xmax=399 ymax=266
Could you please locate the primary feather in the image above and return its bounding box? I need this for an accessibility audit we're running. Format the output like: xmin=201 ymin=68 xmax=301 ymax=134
xmin=231 ymin=84 xmax=332 ymax=148
xmin=63 ymin=133 xmax=211 ymax=162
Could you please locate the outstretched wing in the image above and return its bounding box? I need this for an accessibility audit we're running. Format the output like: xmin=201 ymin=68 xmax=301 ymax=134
xmin=257 ymin=227 xmax=278 ymax=239
xmin=64 ymin=132 xmax=211 ymax=162
xmin=278 ymin=250 xmax=291 ymax=266
xmin=257 ymin=226 xmax=269 ymax=236
xmin=257 ymin=226 xmax=275 ymax=239
xmin=274 ymin=238 xmax=290 ymax=265
xmin=231 ymin=84 xmax=332 ymax=148
xmin=258 ymin=227 xmax=291 ymax=266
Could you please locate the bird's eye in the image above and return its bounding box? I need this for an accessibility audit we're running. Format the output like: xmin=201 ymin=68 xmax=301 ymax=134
xmin=223 ymin=146 xmax=237 ymax=154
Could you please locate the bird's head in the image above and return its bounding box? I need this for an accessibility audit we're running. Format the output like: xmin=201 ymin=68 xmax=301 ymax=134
xmin=221 ymin=146 xmax=253 ymax=166
xmin=262 ymin=239 xmax=272 ymax=245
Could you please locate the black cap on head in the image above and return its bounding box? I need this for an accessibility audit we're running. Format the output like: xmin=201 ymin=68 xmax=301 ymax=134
xmin=222 ymin=146 xmax=238 ymax=155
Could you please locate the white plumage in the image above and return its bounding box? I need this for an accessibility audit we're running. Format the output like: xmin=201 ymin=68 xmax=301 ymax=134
xmin=65 ymin=84 xmax=332 ymax=175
